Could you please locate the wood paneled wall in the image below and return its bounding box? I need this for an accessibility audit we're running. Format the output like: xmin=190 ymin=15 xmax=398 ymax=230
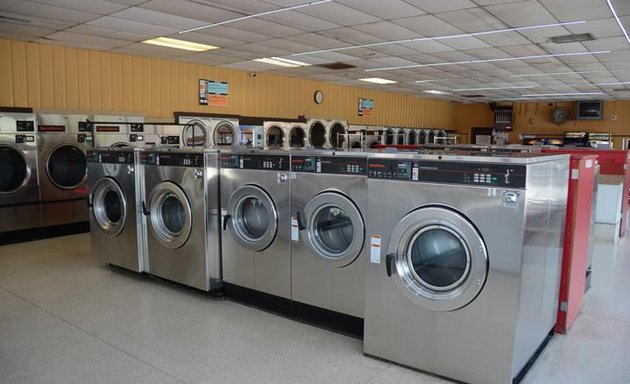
xmin=0 ymin=38 xmax=455 ymax=128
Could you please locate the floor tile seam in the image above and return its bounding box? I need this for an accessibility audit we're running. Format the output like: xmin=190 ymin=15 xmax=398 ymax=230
xmin=361 ymin=362 xmax=393 ymax=383
xmin=577 ymin=311 xmax=630 ymax=325
xmin=0 ymin=286 xmax=189 ymax=384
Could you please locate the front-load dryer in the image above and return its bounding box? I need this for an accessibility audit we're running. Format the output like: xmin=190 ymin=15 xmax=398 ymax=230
xmin=90 ymin=115 xmax=145 ymax=148
xmin=87 ymin=147 xmax=145 ymax=272
xmin=140 ymin=148 xmax=221 ymax=291
xmin=382 ymin=127 xmax=399 ymax=146
xmin=287 ymin=123 xmax=307 ymax=149
xmin=306 ymin=119 xmax=328 ymax=149
xmin=290 ymin=151 xmax=367 ymax=336
xmin=327 ymin=120 xmax=348 ymax=149
xmin=36 ymin=114 xmax=93 ymax=234
xmin=219 ymin=149 xmax=292 ymax=309
xmin=212 ymin=118 xmax=240 ymax=148
xmin=0 ymin=112 xmax=40 ymax=240
xmin=262 ymin=122 xmax=287 ymax=149
xmin=364 ymin=151 xmax=570 ymax=384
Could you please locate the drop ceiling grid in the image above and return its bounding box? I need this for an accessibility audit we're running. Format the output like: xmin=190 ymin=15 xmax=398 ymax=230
xmin=0 ymin=0 xmax=627 ymax=100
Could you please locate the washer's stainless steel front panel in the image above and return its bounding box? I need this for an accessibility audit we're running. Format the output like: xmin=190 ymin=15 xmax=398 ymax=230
xmin=87 ymin=148 xmax=143 ymax=272
xmin=291 ymin=151 xmax=367 ymax=318
xmin=363 ymin=152 xmax=569 ymax=384
xmin=220 ymin=149 xmax=291 ymax=298
xmin=142 ymin=149 xmax=220 ymax=291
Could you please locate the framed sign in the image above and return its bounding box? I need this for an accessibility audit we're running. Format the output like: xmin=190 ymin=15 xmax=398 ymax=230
xmin=198 ymin=79 xmax=229 ymax=106
xmin=358 ymin=98 xmax=374 ymax=117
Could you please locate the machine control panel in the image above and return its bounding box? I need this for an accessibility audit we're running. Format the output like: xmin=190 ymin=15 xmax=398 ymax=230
xmin=16 ymin=121 xmax=35 ymax=132
xmin=77 ymin=134 xmax=92 ymax=143
xmin=88 ymin=149 xmax=134 ymax=164
xmin=141 ymin=151 xmax=204 ymax=167
xmin=368 ymin=159 xmax=527 ymax=188
xmin=161 ymin=136 xmax=180 ymax=145
xmin=15 ymin=135 xmax=35 ymax=143
xmin=291 ymin=156 xmax=367 ymax=175
xmin=96 ymin=125 xmax=121 ymax=132
xmin=220 ymin=154 xmax=289 ymax=171
xmin=130 ymin=123 xmax=144 ymax=132
xmin=129 ymin=134 xmax=143 ymax=142
xmin=78 ymin=122 xmax=93 ymax=132
xmin=38 ymin=125 xmax=66 ymax=132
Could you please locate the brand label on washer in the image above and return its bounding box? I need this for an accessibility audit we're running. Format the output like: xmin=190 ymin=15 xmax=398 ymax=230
xmin=370 ymin=235 xmax=381 ymax=264
xmin=291 ymin=217 xmax=299 ymax=241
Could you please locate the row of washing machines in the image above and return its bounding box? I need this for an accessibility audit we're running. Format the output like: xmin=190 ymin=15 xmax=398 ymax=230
xmin=382 ymin=127 xmax=449 ymax=145
xmin=262 ymin=118 xmax=350 ymax=149
xmin=87 ymin=145 xmax=569 ymax=384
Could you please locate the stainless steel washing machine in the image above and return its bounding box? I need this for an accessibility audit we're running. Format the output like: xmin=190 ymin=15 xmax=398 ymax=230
xmin=90 ymin=115 xmax=145 ymax=148
xmin=291 ymin=151 xmax=367 ymax=333
xmin=87 ymin=147 xmax=145 ymax=272
xmin=287 ymin=123 xmax=307 ymax=149
xmin=0 ymin=112 xmax=41 ymax=239
xmin=364 ymin=152 xmax=570 ymax=384
xmin=262 ymin=121 xmax=287 ymax=149
xmin=307 ymin=118 xmax=328 ymax=149
xmin=36 ymin=114 xmax=93 ymax=232
xmin=141 ymin=148 xmax=221 ymax=291
xmin=220 ymin=149 xmax=291 ymax=304
xmin=327 ymin=120 xmax=348 ymax=149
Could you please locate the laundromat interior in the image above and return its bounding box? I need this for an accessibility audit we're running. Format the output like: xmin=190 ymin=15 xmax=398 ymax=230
xmin=1 ymin=1 xmax=630 ymax=383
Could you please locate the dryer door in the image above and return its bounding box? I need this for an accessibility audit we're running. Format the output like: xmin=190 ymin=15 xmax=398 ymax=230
xmin=214 ymin=121 xmax=237 ymax=146
xmin=302 ymin=191 xmax=364 ymax=268
xmin=0 ymin=145 xmax=31 ymax=195
xmin=46 ymin=144 xmax=87 ymax=189
xmin=182 ymin=120 xmax=208 ymax=148
xmin=91 ymin=177 xmax=127 ymax=236
xmin=387 ymin=206 xmax=488 ymax=312
xmin=226 ymin=185 xmax=277 ymax=252
xmin=148 ymin=181 xmax=192 ymax=249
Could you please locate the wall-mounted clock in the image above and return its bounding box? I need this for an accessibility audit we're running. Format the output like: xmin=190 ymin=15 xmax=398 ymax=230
xmin=314 ymin=90 xmax=324 ymax=104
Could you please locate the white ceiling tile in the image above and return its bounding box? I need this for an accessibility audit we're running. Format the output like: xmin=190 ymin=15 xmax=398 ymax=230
xmin=583 ymin=36 xmax=630 ymax=51
xmin=436 ymin=8 xmax=506 ymax=33
xmin=227 ymin=18 xmax=304 ymax=38
xmin=538 ymin=42 xmax=589 ymax=54
xmin=441 ymin=36 xmax=492 ymax=50
xmin=331 ymin=48 xmax=389 ymax=60
xmin=0 ymin=22 xmax=56 ymax=38
xmin=110 ymin=43 xmax=185 ymax=58
xmin=108 ymin=0 xmax=146 ymax=4
xmin=485 ymin=0 xmax=558 ymax=27
xmin=45 ymin=31 xmax=130 ymax=49
xmin=0 ymin=0 xmax=99 ymax=23
xmin=260 ymin=10 xmax=341 ymax=32
xmin=285 ymin=33 xmax=350 ymax=50
xmin=222 ymin=60 xmax=283 ymax=71
xmin=165 ymin=31 xmax=244 ymax=49
xmin=110 ymin=7 xmax=206 ymax=29
xmin=392 ymin=15 xmax=464 ymax=36
xmin=195 ymin=25 xmax=272 ymax=43
xmin=297 ymin=2 xmax=380 ymax=26
xmin=477 ymin=30 xmax=532 ymax=47
xmin=335 ymin=0 xmax=426 ymax=19
xmin=369 ymin=44 xmax=419 ymax=56
xmin=87 ymin=16 xmax=179 ymax=36
xmin=611 ymin=0 xmax=630 ymax=16
xmin=566 ymin=18 xmax=625 ymax=38
xmin=29 ymin=0 xmax=128 ymax=14
xmin=539 ymin=0 xmax=613 ymax=21
xmin=517 ymin=26 xmax=571 ymax=44
xmin=351 ymin=21 xmax=418 ymax=41
xmin=597 ymin=49 xmax=630 ymax=62
xmin=462 ymin=47 xmax=509 ymax=59
xmin=67 ymin=24 xmax=151 ymax=42
xmin=139 ymin=0 xmax=242 ymax=24
xmin=500 ymin=44 xmax=548 ymax=56
xmin=369 ymin=57 xmax=420 ymax=67
xmin=403 ymin=0 xmax=477 ymax=13
xmin=0 ymin=12 xmax=75 ymax=29
xmin=318 ymin=27 xmax=384 ymax=45
xmin=428 ymin=51 xmax=476 ymax=61
xmin=400 ymin=40 xmax=456 ymax=53
xmin=255 ymin=38 xmax=318 ymax=53
xmin=230 ymin=43 xmax=289 ymax=57
xmin=176 ymin=52 xmax=242 ymax=65
xmin=204 ymin=0 xmax=278 ymax=14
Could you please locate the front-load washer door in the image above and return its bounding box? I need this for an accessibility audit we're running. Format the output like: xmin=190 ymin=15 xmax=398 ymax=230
xmin=46 ymin=144 xmax=87 ymax=189
xmin=387 ymin=206 xmax=488 ymax=312
xmin=0 ymin=145 xmax=31 ymax=195
xmin=91 ymin=177 xmax=127 ymax=236
xmin=302 ymin=191 xmax=364 ymax=268
xmin=227 ymin=184 xmax=278 ymax=252
xmin=148 ymin=181 xmax=192 ymax=249
xmin=214 ymin=121 xmax=236 ymax=146
xmin=182 ymin=120 xmax=208 ymax=148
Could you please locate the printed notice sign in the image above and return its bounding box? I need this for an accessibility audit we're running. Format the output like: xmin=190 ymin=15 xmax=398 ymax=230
xmin=370 ymin=235 xmax=381 ymax=264
xmin=198 ymin=79 xmax=229 ymax=106
xmin=358 ymin=98 xmax=374 ymax=117
xmin=199 ymin=79 xmax=208 ymax=105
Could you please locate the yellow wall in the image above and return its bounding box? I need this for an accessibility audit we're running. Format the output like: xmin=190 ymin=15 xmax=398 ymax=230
xmin=0 ymin=38 xmax=455 ymax=129
xmin=455 ymin=101 xmax=630 ymax=148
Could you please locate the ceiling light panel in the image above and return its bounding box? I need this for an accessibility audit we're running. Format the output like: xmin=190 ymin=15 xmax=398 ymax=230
xmin=359 ymin=77 xmax=398 ymax=84
xmin=521 ymin=92 xmax=605 ymax=97
xmin=253 ymin=57 xmax=311 ymax=67
xmin=142 ymin=37 xmax=218 ymax=51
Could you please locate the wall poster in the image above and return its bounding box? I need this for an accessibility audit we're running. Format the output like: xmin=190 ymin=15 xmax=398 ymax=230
xmin=198 ymin=79 xmax=229 ymax=106
xmin=358 ymin=98 xmax=374 ymax=117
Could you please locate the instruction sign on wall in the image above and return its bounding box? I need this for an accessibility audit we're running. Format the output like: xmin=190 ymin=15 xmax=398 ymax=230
xmin=358 ymin=98 xmax=374 ymax=117
xmin=198 ymin=79 xmax=229 ymax=107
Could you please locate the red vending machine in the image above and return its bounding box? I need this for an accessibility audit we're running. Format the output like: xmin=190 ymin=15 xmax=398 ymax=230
xmin=553 ymin=154 xmax=597 ymax=333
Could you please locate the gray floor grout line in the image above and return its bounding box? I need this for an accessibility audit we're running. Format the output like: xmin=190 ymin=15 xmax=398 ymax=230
xmin=362 ymin=363 xmax=392 ymax=384
xmin=2 ymin=286 xmax=189 ymax=384
xmin=578 ymin=311 xmax=630 ymax=325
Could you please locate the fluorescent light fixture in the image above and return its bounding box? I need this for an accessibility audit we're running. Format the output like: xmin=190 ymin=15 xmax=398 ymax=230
xmin=292 ymin=20 xmax=585 ymax=56
xmin=595 ymin=81 xmax=630 ymax=86
xmin=452 ymin=86 xmax=536 ymax=92
xmin=414 ymin=79 xmax=454 ymax=83
xmin=423 ymin=90 xmax=451 ymax=95
xmin=180 ymin=0 xmax=333 ymax=33
xmin=142 ymin=37 xmax=218 ymax=52
xmin=359 ymin=77 xmax=398 ymax=84
xmin=252 ymin=57 xmax=311 ymax=67
xmin=509 ymin=70 xmax=608 ymax=78
xmin=521 ymin=92 xmax=604 ymax=97
xmin=606 ymin=0 xmax=630 ymax=46
xmin=365 ymin=50 xmax=611 ymax=72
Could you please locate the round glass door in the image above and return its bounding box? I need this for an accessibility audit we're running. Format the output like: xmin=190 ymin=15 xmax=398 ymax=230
xmin=309 ymin=121 xmax=326 ymax=148
xmin=266 ymin=125 xmax=284 ymax=148
xmin=418 ymin=130 xmax=427 ymax=145
xmin=289 ymin=126 xmax=305 ymax=148
xmin=148 ymin=181 xmax=192 ymax=249
xmin=384 ymin=129 xmax=395 ymax=145
xmin=0 ymin=145 xmax=30 ymax=194
xmin=408 ymin=130 xmax=417 ymax=145
xmin=329 ymin=123 xmax=346 ymax=149
xmin=388 ymin=206 xmax=488 ymax=312
xmin=46 ymin=144 xmax=87 ymax=189
xmin=91 ymin=177 xmax=127 ymax=236
xmin=303 ymin=191 xmax=364 ymax=267
xmin=214 ymin=121 xmax=236 ymax=146
xmin=227 ymin=185 xmax=278 ymax=252
xmin=182 ymin=120 xmax=208 ymax=147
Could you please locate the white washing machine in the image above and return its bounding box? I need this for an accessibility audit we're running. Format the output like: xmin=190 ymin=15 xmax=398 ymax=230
xmin=140 ymin=148 xmax=221 ymax=291
xmin=219 ymin=148 xmax=292 ymax=311
xmin=262 ymin=121 xmax=288 ymax=149
xmin=327 ymin=120 xmax=348 ymax=149
xmin=87 ymin=147 xmax=145 ymax=272
xmin=0 ymin=112 xmax=40 ymax=241
xmin=90 ymin=115 xmax=145 ymax=148
xmin=290 ymin=151 xmax=367 ymax=336
xmin=364 ymin=152 xmax=570 ymax=384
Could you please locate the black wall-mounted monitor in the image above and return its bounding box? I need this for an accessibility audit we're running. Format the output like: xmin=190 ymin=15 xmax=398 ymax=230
xmin=576 ymin=100 xmax=603 ymax=120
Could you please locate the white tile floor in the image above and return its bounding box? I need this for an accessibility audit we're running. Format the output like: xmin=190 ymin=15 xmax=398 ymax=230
xmin=1 ymin=233 xmax=629 ymax=384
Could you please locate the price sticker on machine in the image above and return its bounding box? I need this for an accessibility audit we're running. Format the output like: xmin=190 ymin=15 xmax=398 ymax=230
xmin=291 ymin=217 xmax=299 ymax=241
xmin=370 ymin=235 xmax=381 ymax=264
